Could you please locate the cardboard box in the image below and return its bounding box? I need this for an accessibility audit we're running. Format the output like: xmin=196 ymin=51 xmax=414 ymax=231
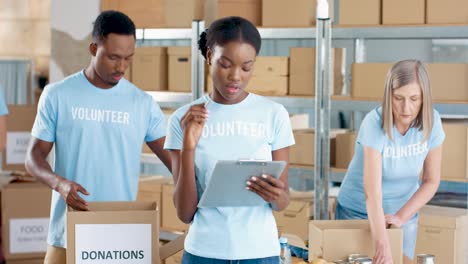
xmin=309 ymin=220 xmax=403 ymax=263
xmin=289 ymin=48 xmax=345 ymax=96
xmin=262 ymin=0 xmax=316 ymax=27
xmin=165 ymin=0 xmax=204 ymax=28
xmin=247 ymin=76 xmax=288 ymax=96
xmin=124 ymin=64 xmax=131 ymax=82
xmin=101 ymin=0 xmax=165 ymax=28
xmin=352 ymin=63 xmax=468 ymax=101
xmin=338 ymin=0 xmax=381 ymax=25
xmin=204 ymin=0 xmax=261 ymax=27
xmin=253 ymin=56 xmax=289 ymax=76
xmin=274 ymin=193 xmax=336 ymax=240
xmin=164 ymin=250 xmax=183 ymax=264
xmin=162 ymin=184 xmax=189 ymax=232
xmin=382 ymin=0 xmax=425 ymax=25
xmin=137 ymin=176 xmax=173 ymax=224
xmin=428 ymin=64 xmax=468 ymax=102
xmin=6 ymin=258 xmax=43 ymax=264
xmin=335 ymin=132 xmax=356 ymax=169
xmin=248 ymin=56 xmax=289 ymax=96
xmin=426 ymin=0 xmax=468 ymax=24
xmin=207 ymin=57 xmax=289 ymax=96
xmin=168 ymin=47 xmax=191 ymax=93
xmin=416 ymin=206 xmax=468 ymax=264
xmin=2 ymin=105 xmax=37 ymax=172
xmin=67 ymin=201 xmax=160 ymax=264
xmin=290 ymin=113 xmax=309 ymax=130
xmin=290 ymin=129 xmax=315 ymax=166
xmin=2 ymin=182 xmax=51 ymax=260
xmin=351 ymin=63 xmax=390 ymax=99
xmin=440 ymin=122 xmax=468 ymax=181
xmin=132 ymin=47 xmax=168 ymax=91
xmin=290 ymin=129 xmax=347 ymax=166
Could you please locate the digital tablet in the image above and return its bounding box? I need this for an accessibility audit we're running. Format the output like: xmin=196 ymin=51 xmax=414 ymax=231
xmin=198 ymin=160 xmax=287 ymax=207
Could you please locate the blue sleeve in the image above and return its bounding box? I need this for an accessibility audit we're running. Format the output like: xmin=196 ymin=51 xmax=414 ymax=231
xmin=31 ymin=86 xmax=56 ymax=142
xmin=145 ymin=99 xmax=166 ymax=142
xmin=0 ymin=91 xmax=8 ymax=115
xmin=357 ymin=110 xmax=385 ymax=152
xmin=163 ymin=110 xmax=183 ymax=150
xmin=428 ymin=110 xmax=445 ymax=149
xmin=271 ymin=105 xmax=295 ymax=151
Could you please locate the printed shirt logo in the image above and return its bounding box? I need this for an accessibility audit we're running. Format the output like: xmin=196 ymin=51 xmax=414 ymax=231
xmin=71 ymin=107 xmax=130 ymax=125
xmin=383 ymin=142 xmax=428 ymax=159
xmin=201 ymin=121 xmax=270 ymax=138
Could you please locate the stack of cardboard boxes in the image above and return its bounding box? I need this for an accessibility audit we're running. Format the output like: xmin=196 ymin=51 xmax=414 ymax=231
xmin=1 ymin=105 xmax=50 ymax=263
xmin=352 ymin=63 xmax=468 ymax=102
xmin=101 ymin=0 xmax=468 ymax=29
xmin=440 ymin=121 xmax=468 ymax=181
xmin=1 ymin=182 xmax=51 ymax=264
xmin=416 ymin=205 xmax=468 ymax=264
xmin=2 ymin=105 xmax=36 ymax=173
xmin=137 ymin=176 xmax=189 ymax=233
xmin=274 ymin=191 xmax=336 ymax=240
xmin=340 ymin=0 xmax=468 ymax=25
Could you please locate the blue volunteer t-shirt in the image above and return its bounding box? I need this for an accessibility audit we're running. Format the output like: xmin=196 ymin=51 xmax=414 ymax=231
xmin=164 ymin=94 xmax=295 ymax=260
xmin=31 ymin=71 xmax=166 ymax=248
xmin=338 ymin=107 xmax=445 ymax=215
xmin=0 ymin=90 xmax=8 ymax=115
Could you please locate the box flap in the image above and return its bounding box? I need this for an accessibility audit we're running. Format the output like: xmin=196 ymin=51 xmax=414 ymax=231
xmin=159 ymin=233 xmax=186 ymax=260
xmin=282 ymin=233 xmax=307 ymax=250
xmin=139 ymin=176 xmax=173 ymax=192
xmin=284 ymin=201 xmax=307 ymax=217
xmin=419 ymin=205 xmax=468 ymax=229
xmin=311 ymin=219 xmax=371 ymax=230
xmin=290 ymin=190 xmax=314 ymax=200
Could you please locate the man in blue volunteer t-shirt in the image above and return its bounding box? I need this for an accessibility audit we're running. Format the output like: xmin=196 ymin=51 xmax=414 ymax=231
xmin=25 ymin=11 xmax=171 ymax=263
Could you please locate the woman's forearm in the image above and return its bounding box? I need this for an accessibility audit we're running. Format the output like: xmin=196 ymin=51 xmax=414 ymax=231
xmin=173 ymin=149 xmax=199 ymax=224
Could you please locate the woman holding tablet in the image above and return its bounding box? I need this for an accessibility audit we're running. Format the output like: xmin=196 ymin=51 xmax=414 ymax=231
xmin=164 ymin=16 xmax=295 ymax=264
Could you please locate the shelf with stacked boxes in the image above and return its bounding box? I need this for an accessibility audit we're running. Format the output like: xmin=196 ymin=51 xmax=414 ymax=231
xmin=136 ymin=25 xmax=468 ymax=41
xmin=136 ymin=23 xmax=468 ymax=186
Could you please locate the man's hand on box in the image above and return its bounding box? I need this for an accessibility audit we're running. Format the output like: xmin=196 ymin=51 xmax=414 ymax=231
xmin=56 ymin=178 xmax=90 ymax=211
xmin=246 ymin=174 xmax=286 ymax=204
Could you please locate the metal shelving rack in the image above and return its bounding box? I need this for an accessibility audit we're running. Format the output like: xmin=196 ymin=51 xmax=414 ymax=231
xmin=138 ymin=24 xmax=468 ymax=183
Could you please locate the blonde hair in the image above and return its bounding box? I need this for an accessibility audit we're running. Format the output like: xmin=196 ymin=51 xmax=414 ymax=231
xmin=381 ymin=59 xmax=433 ymax=141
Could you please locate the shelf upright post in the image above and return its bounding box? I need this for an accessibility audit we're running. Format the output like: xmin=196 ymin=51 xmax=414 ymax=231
xmin=314 ymin=0 xmax=332 ymax=220
xmin=351 ymin=38 xmax=367 ymax=130
xmin=191 ymin=20 xmax=205 ymax=100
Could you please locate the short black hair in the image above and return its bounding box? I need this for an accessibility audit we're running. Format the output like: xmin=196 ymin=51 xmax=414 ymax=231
xmin=198 ymin=16 xmax=261 ymax=60
xmin=92 ymin=10 xmax=136 ymax=43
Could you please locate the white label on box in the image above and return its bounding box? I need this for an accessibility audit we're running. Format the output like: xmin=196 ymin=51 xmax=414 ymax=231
xmin=75 ymin=224 xmax=152 ymax=264
xmin=9 ymin=218 xmax=49 ymax=254
xmin=6 ymin=132 xmax=31 ymax=164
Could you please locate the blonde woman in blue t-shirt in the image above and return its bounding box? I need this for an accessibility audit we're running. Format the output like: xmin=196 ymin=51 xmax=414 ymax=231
xmin=337 ymin=60 xmax=445 ymax=264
